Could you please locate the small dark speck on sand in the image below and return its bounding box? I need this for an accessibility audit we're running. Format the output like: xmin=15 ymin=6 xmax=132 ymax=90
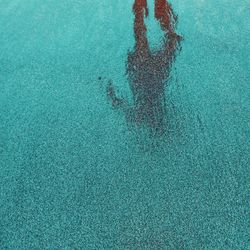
xmin=98 ymin=77 xmax=102 ymax=80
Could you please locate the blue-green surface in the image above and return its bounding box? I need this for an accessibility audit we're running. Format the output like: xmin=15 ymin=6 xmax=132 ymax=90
xmin=0 ymin=0 xmax=249 ymax=249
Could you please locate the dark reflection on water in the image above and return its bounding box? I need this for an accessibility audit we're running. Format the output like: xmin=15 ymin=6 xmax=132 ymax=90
xmin=108 ymin=0 xmax=182 ymax=136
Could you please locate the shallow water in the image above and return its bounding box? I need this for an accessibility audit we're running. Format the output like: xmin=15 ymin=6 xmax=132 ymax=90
xmin=0 ymin=0 xmax=249 ymax=249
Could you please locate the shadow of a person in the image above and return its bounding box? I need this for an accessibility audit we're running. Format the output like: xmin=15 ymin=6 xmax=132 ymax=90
xmin=108 ymin=0 xmax=182 ymax=136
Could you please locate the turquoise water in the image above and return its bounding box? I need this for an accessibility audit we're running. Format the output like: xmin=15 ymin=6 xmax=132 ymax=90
xmin=0 ymin=0 xmax=249 ymax=249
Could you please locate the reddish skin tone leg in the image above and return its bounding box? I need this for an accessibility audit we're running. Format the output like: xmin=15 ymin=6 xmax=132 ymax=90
xmin=155 ymin=0 xmax=176 ymax=33
xmin=133 ymin=0 xmax=149 ymax=57
xmin=108 ymin=0 xmax=182 ymax=135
